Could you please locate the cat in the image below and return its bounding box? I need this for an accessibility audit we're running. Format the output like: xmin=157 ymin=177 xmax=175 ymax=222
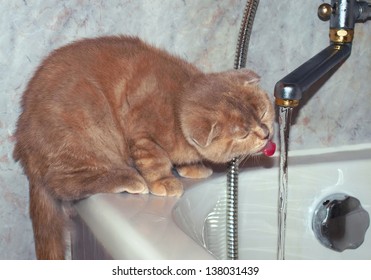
xmin=13 ymin=35 xmax=275 ymax=259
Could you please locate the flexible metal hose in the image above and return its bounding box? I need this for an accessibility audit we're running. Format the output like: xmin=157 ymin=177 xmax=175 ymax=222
xmin=227 ymin=0 xmax=260 ymax=260
xmin=234 ymin=0 xmax=260 ymax=70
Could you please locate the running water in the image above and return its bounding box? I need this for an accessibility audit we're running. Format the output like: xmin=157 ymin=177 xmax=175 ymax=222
xmin=277 ymin=106 xmax=293 ymax=260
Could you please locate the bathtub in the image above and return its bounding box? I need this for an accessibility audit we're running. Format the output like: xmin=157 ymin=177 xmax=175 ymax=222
xmin=72 ymin=143 xmax=371 ymax=260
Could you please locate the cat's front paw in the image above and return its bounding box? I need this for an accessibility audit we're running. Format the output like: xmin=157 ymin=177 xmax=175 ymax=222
xmin=149 ymin=177 xmax=183 ymax=197
xmin=113 ymin=176 xmax=149 ymax=194
xmin=176 ymin=164 xmax=213 ymax=179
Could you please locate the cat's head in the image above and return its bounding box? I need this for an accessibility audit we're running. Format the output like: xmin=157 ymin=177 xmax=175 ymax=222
xmin=181 ymin=69 xmax=274 ymax=163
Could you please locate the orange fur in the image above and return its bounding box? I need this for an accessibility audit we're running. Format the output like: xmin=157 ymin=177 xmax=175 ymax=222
xmin=13 ymin=36 xmax=274 ymax=259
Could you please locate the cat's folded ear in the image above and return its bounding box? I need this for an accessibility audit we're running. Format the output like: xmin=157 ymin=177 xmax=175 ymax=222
xmin=190 ymin=120 xmax=220 ymax=148
xmin=227 ymin=68 xmax=260 ymax=86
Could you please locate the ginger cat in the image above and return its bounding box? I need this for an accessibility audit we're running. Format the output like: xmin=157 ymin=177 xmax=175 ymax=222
xmin=13 ymin=36 xmax=274 ymax=259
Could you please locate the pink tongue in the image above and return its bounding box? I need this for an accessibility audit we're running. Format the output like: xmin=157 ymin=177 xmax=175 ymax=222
xmin=263 ymin=141 xmax=276 ymax=157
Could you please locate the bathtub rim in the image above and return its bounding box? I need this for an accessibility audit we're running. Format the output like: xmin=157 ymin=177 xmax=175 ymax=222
xmin=73 ymin=142 xmax=371 ymax=259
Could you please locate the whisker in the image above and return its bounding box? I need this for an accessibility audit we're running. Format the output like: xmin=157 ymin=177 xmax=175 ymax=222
xmin=239 ymin=154 xmax=250 ymax=166
xmin=239 ymin=153 xmax=264 ymax=167
xmin=252 ymin=155 xmax=262 ymax=165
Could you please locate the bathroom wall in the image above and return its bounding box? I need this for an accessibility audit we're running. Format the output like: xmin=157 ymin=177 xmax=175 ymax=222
xmin=0 ymin=0 xmax=370 ymax=259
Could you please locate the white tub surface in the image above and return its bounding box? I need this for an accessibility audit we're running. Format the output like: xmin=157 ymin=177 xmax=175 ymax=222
xmin=74 ymin=144 xmax=371 ymax=259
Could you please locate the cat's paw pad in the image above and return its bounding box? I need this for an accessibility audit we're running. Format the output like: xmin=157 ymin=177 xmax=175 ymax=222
xmin=176 ymin=164 xmax=213 ymax=179
xmin=149 ymin=177 xmax=183 ymax=197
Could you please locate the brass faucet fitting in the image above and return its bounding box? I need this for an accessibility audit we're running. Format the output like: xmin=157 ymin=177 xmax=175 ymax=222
xmin=330 ymin=28 xmax=354 ymax=43
xmin=275 ymin=98 xmax=300 ymax=108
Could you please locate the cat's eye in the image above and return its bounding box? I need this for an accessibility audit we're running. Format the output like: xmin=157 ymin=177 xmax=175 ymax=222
xmin=260 ymin=110 xmax=267 ymax=119
xmin=238 ymin=131 xmax=249 ymax=139
xmin=232 ymin=125 xmax=249 ymax=139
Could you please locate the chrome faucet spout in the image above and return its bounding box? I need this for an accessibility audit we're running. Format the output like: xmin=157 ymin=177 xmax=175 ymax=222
xmin=274 ymin=44 xmax=351 ymax=107
xmin=274 ymin=0 xmax=370 ymax=108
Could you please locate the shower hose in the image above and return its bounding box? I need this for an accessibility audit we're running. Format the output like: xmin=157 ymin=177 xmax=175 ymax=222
xmin=227 ymin=0 xmax=260 ymax=260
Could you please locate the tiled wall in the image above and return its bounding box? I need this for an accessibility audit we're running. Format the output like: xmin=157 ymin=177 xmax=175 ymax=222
xmin=1 ymin=0 xmax=370 ymax=259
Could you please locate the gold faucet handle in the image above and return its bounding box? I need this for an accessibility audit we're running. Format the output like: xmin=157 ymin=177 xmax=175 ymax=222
xmin=318 ymin=3 xmax=333 ymax=21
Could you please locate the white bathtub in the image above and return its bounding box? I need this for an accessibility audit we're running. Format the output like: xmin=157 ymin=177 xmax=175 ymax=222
xmin=73 ymin=144 xmax=371 ymax=260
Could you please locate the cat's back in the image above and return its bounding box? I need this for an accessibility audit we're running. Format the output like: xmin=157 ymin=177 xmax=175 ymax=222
xmin=22 ymin=35 xmax=199 ymax=105
xmin=26 ymin=36 xmax=158 ymax=87
xmin=44 ymin=36 xmax=152 ymax=68
xmin=33 ymin=36 xmax=197 ymax=82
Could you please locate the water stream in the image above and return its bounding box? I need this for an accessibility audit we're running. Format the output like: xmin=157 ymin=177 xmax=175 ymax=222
xmin=277 ymin=106 xmax=293 ymax=260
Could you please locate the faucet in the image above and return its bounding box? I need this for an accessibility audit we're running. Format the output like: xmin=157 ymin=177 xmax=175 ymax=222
xmin=274 ymin=0 xmax=371 ymax=108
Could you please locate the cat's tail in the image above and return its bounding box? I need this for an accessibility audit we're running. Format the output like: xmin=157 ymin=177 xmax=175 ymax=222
xmin=29 ymin=182 xmax=66 ymax=260
xmin=14 ymin=131 xmax=68 ymax=259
